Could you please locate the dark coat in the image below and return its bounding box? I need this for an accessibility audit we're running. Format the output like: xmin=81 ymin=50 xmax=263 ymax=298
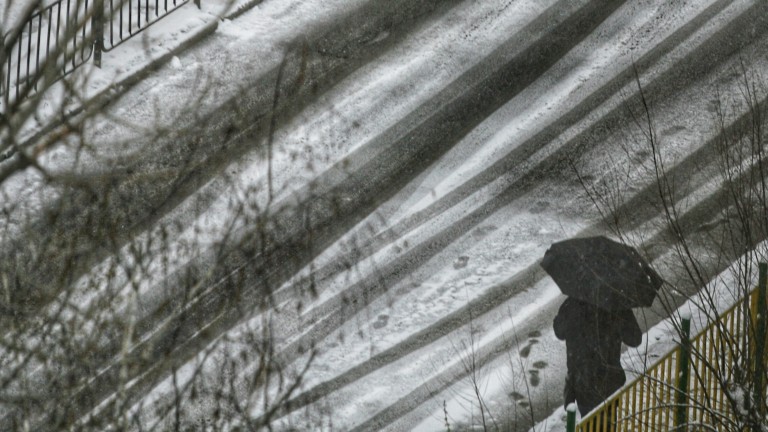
xmin=554 ymin=297 xmax=642 ymax=415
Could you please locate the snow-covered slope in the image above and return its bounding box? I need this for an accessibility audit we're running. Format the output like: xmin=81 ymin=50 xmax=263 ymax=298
xmin=2 ymin=0 xmax=768 ymax=430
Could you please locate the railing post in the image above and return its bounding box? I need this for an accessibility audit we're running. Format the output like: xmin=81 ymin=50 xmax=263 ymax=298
xmin=675 ymin=314 xmax=691 ymax=431
xmin=754 ymin=262 xmax=767 ymax=420
xmin=566 ymin=403 xmax=577 ymax=432
xmin=92 ymin=0 xmax=104 ymax=67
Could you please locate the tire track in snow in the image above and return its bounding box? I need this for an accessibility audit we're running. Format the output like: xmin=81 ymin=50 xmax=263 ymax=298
xmin=66 ymin=0 xmax=631 ymax=427
xmin=78 ymin=1 xmax=628 ymax=427
xmin=118 ymin=0 xmax=768 ymax=428
xmin=0 ymin=0 xmax=466 ymax=430
xmin=109 ymin=0 xmax=768 ymax=426
xmin=0 ymin=0 xmax=458 ymax=334
xmin=260 ymin=5 xmax=768 ymax=430
xmin=276 ymin=0 xmax=742 ymax=314
xmin=18 ymin=0 xmax=615 ymax=428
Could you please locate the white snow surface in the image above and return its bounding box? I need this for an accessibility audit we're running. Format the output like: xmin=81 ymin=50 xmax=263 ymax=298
xmin=2 ymin=0 xmax=767 ymax=430
xmin=97 ymin=0 xmax=768 ymax=429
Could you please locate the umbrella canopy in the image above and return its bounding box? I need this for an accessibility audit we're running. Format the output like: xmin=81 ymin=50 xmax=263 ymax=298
xmin=540 ymin=236 xmax=663 ymax=310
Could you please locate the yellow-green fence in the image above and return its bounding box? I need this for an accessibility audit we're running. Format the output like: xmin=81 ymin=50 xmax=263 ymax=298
xmin=567 ymin=262 xmax=768 ymax=432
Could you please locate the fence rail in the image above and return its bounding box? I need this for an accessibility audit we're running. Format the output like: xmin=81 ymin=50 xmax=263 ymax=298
xmin=1 ymin=0 xmax=197 ymax=106
xmin=2 ymin=0 xmax=94 ymax=104
xmin=100 ymin=0 xmax=192 ymax=52
xmin=569 ymin=262 xmax=768 ymax=432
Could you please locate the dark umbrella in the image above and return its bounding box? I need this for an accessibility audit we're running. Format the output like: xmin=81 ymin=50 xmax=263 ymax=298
xmin=540 ymin=236 xmax=663 ymax=310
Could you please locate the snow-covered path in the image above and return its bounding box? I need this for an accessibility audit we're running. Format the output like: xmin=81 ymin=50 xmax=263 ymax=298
xmin=2 ymin=0 xmax=768 ymax=430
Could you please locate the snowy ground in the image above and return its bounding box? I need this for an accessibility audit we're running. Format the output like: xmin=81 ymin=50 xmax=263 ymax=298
xmin=138 ymin=0 xmax=768 ymax=430
xmin=2 ymin=0 xmax=768 ymax=430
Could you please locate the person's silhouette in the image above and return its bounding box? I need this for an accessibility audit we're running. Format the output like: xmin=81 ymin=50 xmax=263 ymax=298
xmin=554 ymin=297 xmax=642 ymax=417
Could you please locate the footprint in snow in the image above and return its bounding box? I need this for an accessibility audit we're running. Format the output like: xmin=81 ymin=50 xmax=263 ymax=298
xmin=519 ymin=339 xmax=538 ymax=358
xmin=372 ymin=314 xmax=389 ymax=329
xmin=529 ymin=201 xmax=550 ymax=214
xmin=509 ymin=391 xmax=526 ymax=401
xmin=453 ymin=256 xmax=469 ymax=269
xmin=529 ymin=370 xmax=540 ymax=387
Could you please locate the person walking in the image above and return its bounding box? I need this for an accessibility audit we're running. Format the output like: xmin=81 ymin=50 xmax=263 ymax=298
xmin=553 ymin=297 xmax=642 ymax=416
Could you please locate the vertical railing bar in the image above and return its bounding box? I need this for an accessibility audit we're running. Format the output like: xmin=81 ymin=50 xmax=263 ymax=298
xmin=726 ymin=310 xmax=735 ymax=414
xmin=754 ymin=262 xmax=768 ymax=417
xmin=632 ymin=383 xmax=638 ymax=431
xmin=692 ymin=339 xmax=703 ymax=425
xmin=724 ymin=310 xmax=728 ymax=421
xmin=592 ymin=413 xmax=602 ymax=431
xmin=115 ymin=0 xmax=120 ymax=47
xmin=108 ymin=0 xmax=113 ymax=47
xmin=566 ymin=403 xmax=576 ymax=432
xmin=35 ymin=14 xmax=42 ymax=91
xmin=676 ymin=316 xmax=691 ymax=429
xmin=93 ymin=0 xmax=103 ymax=66
xmin=78 ymin=0 xmax=83 ymax=64
xmin=73 ymin=0 xmax=79 ymax=69
xmin=600 ymin=406 xmax=605 ymax=432
xmin=56 ymin=2 xmax=62 ymax=72
xmin=69 ymin=0 xmax=74 ymax=69
xmin=82 ymin=0 xmax=89 ymax=63
xmin=47 ymin=8 xmax=53 ymax=61
xmin=3 ymin=52 xmax=7 ymax=103
xmin=118 ymin=0 xmax=123 ymax=44
xmin=127 ymin=0 xmax=132 ymax=36
xmin=709 ymin=328 xmax=717 ymax=425
xmin=655 ymin=363 xmax=662 ymax=430
xmin=6 ymin=49 xmax=11 ymax=104
xmin=710 ymin=323 xmax=719 ymax=421
xmin=712 ymin=329 xmax=719 ymax=420
xmin=666 ymin=357 xmax=673 ymax=429
xmin=5 ymin=54 xmax=10 ymax=105
xmin=691 ymin=340 xmax=698 ymax=426
xmin=667 ymin=354 xmax=674 ymax=429
xmin=15 ymin=27 xmax=22 ymax=101
xmin=641 ymin=372 xmax=648 ymax=431
xmin=650 ymin=366 xmax=658 ymax=429
xmin=737 ymin=301 xmax=742 ymax=368
xmin=697 ymin=336 xmax=706 ymax=425
xmin=25 ymin=20 xmax=32 ymax=92
xmin=746 ymin=290 xmax=752 ymax=370
xmin=66 ymin=0 xmax=72 ymax=73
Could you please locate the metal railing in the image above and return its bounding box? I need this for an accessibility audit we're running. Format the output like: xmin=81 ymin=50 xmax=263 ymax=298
xmin=1 ymin=0 xmax=198 ymax=105
xmin=2 ymin=0 xmax=94 ymax=104
xmin=568 ymin=262 xmax=768 ymax=432
xmin=99 ymin=0 xmax=194 ymax=52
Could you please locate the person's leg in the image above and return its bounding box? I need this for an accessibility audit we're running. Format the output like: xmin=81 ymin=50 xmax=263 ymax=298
xmin=564 ymin=374 xmax=577 ymax=408
xmin=575 ymin=391 xmax=600 ymax=418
